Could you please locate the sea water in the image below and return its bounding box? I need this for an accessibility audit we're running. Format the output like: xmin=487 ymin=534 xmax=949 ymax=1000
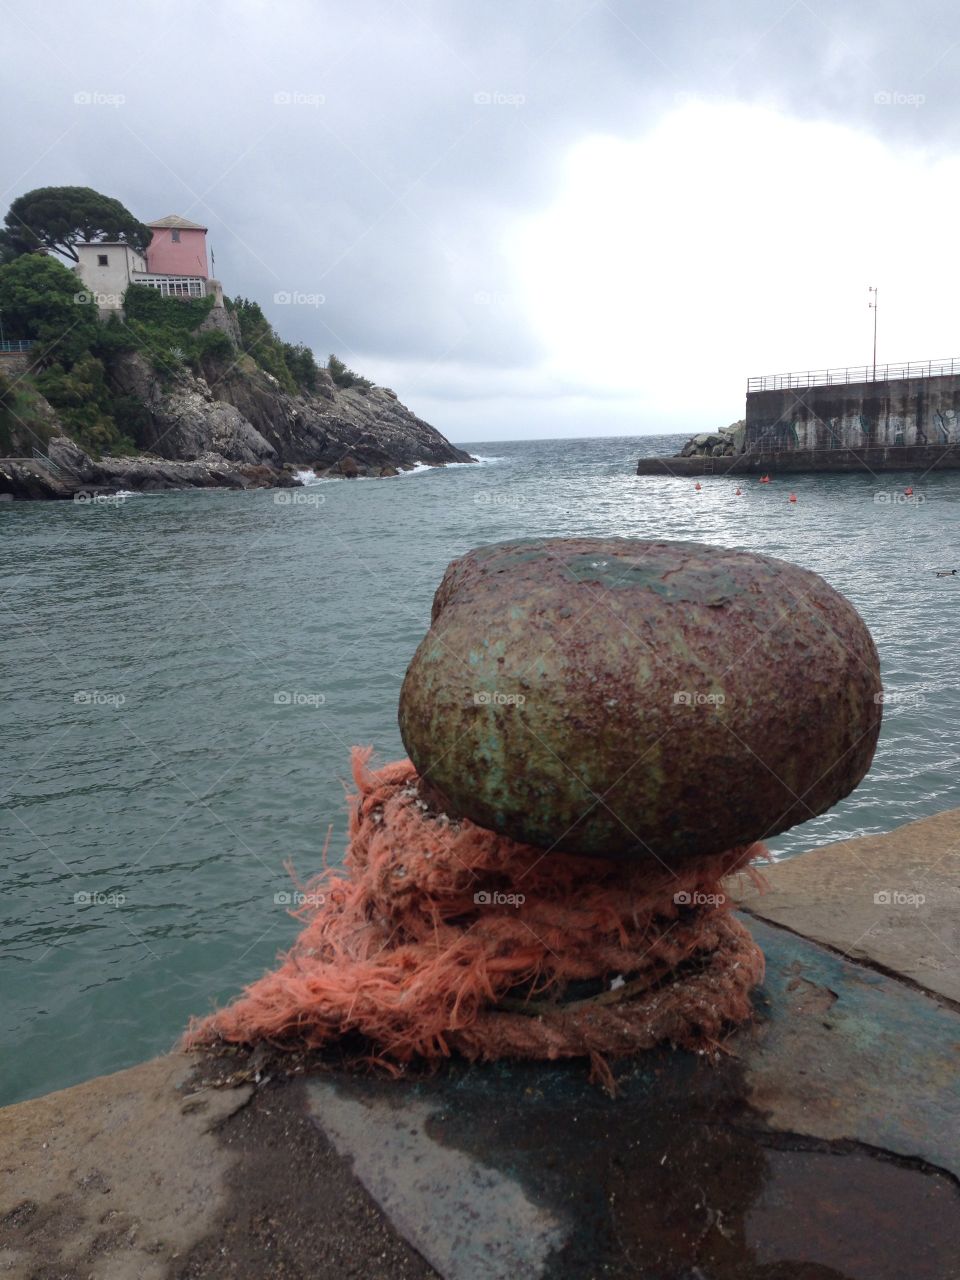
xmin=2 ymin=434 xmax=958 ymax=1104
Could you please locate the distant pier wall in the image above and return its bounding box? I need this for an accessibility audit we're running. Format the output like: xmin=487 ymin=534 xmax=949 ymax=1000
xmin=745 ymin=372 xmax=960 ymax=452
xmin=636 ymin=444 xmax=960 ymax=476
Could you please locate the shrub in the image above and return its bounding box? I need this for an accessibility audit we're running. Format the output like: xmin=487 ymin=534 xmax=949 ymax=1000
xmin=35 ymin=356 xmax=134 ymax=455
xmin=195 ymin=328 xmax=235 ymax=365
xmin=122 ymin=284 xmax=214 ymax=335
xmin=327 ymin=353 xmax=373 ymax=390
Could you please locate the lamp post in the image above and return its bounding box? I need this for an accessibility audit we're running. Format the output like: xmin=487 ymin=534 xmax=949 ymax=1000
xmin=868 ymin=286 xmax=878 ymax=380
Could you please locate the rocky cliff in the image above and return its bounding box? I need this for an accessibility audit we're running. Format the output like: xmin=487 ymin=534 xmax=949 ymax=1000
xmin=0 ymin=350 xmax=473 ymax=500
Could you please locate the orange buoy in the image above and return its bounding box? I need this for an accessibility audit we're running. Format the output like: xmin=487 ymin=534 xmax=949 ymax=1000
xmin=694 ymin=482 xmax=702 ymax=491
xmin=788 ymin=493 xmax=797 ymax=503
xmin=735 ymin=487 xmax=742 ymax=496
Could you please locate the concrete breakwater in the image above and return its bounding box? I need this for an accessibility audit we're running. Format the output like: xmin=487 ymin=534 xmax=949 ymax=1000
xmin=2 ymin=811 xmax=959 ymax=1279
xmin=648 ymin=363 xmax=960 ymax=473
xmin=746 ymin=369 xmax=960 ymax=452
xmin=636 ymin=442 xmax=960 ymax=475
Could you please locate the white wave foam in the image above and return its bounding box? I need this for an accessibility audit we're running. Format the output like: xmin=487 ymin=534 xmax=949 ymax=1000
xmin=293 ymin=455 xmax=502 ymax=484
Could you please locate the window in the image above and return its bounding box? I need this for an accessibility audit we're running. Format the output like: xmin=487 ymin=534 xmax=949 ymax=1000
xmin=98 ymin=254 xmax=108 ymax=266
xmin=171 ymin=229 xmax=181 ymax=242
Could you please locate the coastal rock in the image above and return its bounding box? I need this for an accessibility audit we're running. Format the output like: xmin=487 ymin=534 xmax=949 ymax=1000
xmin=0 ymin=457 xmax=72 ymax=501
xmin=677 ymin=419 xmax=746 ymax=459
xmin=399 ymin=538 xmax=883 ymax=862
xmin=104 ymin=352 xmax=473 ymax=480
xmin=48 ymin=435 xmax=104 ymax=483
xmin=211 ymin=365 xmax=473 ymax=473
xmin=108 ymin=353 xmax=277 ymax=466
xmin=0 ymin=433 xmax=299 ymax=500
xmin=1 ymin=350 xmax=473 ymax=499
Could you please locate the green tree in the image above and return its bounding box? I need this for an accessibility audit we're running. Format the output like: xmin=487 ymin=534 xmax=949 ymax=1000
xmin=0 ymin=252 xmax=99 ymax=367
xmin=35 ymin=355 xmax=132 ymax=454
xmin=282 ymin=341 xmax=319 ymax=391
xmin=0 ymin=255 xmax=134 ymax=454
xmin=0 ymin=186 xmax=151 ymax=263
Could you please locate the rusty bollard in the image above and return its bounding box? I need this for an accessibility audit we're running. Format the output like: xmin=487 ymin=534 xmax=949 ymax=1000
xmin=399 ymin=538 xmax=882 ymax=861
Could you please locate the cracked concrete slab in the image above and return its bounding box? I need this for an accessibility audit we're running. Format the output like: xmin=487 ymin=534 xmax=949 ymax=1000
xmin=732 ymin=808 xmax=960 ymax=1004
xmin=306 ymin=1085 xmax=566 ymax=1280
xmin=740 ymin=918 xmax=960 ymax=1179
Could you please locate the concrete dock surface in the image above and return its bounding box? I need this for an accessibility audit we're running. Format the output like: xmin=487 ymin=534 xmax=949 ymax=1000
xmin=2 ymin=811 xmax=959 ymax=1279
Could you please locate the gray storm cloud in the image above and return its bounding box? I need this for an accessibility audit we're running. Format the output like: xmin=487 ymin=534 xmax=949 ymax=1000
xmin=2 ymin=0 xmax=957 ymax=437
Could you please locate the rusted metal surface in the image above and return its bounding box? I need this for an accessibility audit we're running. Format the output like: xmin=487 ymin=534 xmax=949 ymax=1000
xmin=399 ymin=538 xmax=882 ymax=861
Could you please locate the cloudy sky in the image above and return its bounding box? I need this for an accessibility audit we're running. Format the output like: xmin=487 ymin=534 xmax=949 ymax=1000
xmin=3 ymin=0 xmax=960 ymax=440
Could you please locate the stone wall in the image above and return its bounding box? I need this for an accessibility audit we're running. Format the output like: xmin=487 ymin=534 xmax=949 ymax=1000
xmin=0 ymin=350 xmax=34 ymax=376
xmin=198 ymin=301 xmax=241 ymax=344
xmin=745 ymin=373 xmax=960 ymax=451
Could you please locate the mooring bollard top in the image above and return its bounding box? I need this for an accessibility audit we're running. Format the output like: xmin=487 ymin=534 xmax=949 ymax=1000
xmin=399 ymin=538 xmax=883 ymax=861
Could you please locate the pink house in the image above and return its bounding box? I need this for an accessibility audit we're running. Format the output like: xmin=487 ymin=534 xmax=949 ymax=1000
xmin=144 ymin=214 xmax=209 ymax=278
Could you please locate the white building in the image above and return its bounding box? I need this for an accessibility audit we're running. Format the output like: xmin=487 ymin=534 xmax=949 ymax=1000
xmin=74 ymin=242 xmax=147 ymax=311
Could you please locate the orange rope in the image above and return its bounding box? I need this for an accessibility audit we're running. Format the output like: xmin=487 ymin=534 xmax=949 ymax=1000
xmin=186 ymin=749 xmax=766 ymax=1079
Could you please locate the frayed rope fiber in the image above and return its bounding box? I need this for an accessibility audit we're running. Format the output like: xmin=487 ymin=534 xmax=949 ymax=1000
xmin=185 ymin=749 xmax=767 ymax=1082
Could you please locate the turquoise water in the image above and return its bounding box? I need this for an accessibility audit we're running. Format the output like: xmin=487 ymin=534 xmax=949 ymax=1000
xmin=3 ymin=435 xmax=958 ymax=1105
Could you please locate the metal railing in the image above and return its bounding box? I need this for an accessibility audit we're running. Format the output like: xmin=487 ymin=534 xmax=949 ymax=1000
xmin=747 ymin=357 xmax=960 ymax=393
xmin=0 ymin=340 xmax=35 ymax=353
xmin=32 ymin=448 xmax=64 ymax=477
